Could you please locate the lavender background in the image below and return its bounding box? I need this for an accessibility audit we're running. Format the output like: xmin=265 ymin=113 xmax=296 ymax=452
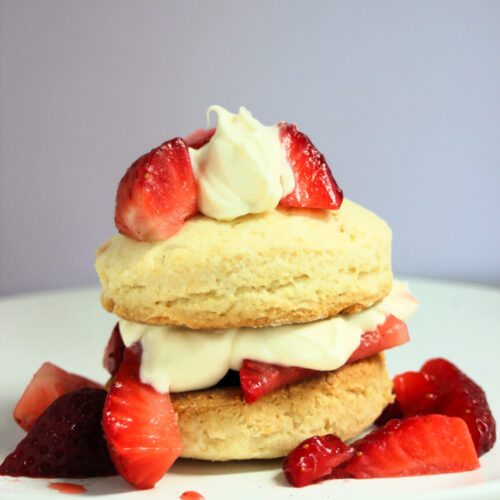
xmin=1 ymin=0 xmax=499 ymax=295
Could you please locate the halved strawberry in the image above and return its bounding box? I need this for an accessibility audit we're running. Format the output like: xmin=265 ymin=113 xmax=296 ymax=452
xmin=421 ymin=358 xmax=496 ymax=456
xmin=13 ymin=362 xmax=102 ymax=432
xmin=337 ymin=415 xmax=479 ymax=479
xmin=1 ymin=388 xmax=116 ymax=478
xmin=283 ymin=435 xmax=355 ymax=487
xmin=393 ymin=371 xmax=440 ymax=415
xmin=102 ymin=323 xmax=125 ymax=376
xmin=377 ymin=358 xmax=496 ymax=456
xmin=278 ymin=122 xmax=343 ymax=210
xmin=102 ymin=347 xmax=182 ymax=489
xmin=184 ymin=128 xmax=215 ymax=149
xmin=114 ymin=137 xmax=197 ymax=241
xmin=239 ymin=315 xmax=409 ymax=403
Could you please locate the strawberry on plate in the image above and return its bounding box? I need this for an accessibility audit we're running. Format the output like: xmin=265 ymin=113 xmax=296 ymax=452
xmin=278 ymin=122 xmax=343 ymax=210
xmin=392 ymin=370 xmax=440 ymax=415
xmin=421 ymin=358 xmax=496 ymax=456
xmin=283 ymin=415 xmax=479 ymax=486
xmin=115 ymin=137 xmax=198 ymax=242
xmin=337 ymin=415 xmax=479 ymax=479
xmin=283 ymin=434 xmax=355 ymax=487
xmin=240 ymin=315 xmax=409 ymax=403
xmin=1 ymin=388 xmax=116 ymax=478
xmin=379 ymin=358 xmax=496 ymax=456
xmin=102 ymin=347 xmax=182 ymax=489
xmin=13 ymin=362 xmax=102 ymax=432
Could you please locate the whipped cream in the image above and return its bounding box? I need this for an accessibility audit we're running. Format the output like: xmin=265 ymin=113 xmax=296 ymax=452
xmin=189 ymin=106 xmax=295 ymax=220
xmin=119 ymin=281 xmax=418 ymax=393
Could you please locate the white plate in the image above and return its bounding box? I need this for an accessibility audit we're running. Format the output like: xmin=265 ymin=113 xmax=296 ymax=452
xmin=0 ymin=278 xmax=499 ymax=500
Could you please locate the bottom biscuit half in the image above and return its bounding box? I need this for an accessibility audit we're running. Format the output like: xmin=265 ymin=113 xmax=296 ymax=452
xmin=171 ymin=353 xmax=393 ymax=461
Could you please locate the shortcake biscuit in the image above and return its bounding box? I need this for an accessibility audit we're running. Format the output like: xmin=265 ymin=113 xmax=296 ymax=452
xmin=172 ymin=353 xmax=392 ymax=460
xmin=96 ymin=199 xmax=392 ymax=329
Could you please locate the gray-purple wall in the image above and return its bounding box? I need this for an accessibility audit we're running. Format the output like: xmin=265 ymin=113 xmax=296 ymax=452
xmin=1 ymin=0 xmax=499 ymax=295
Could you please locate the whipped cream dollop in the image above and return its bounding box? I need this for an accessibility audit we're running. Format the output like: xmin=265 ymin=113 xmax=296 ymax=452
xmin=119 ymin=281 xmax=418 ymax=393
xmin=189 ymin=106 xmax=295 ymax=220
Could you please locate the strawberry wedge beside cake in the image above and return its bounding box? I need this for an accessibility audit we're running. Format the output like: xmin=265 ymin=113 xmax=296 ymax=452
xmin=94 ymin=105 xmax=418 ymax=485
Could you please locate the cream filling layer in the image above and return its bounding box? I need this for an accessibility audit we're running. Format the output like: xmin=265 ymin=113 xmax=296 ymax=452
xmin=119 ymin=281 xmax=418 ymax=393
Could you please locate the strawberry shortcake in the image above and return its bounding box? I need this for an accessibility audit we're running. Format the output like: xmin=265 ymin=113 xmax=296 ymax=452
xmin=94 ymin=105 xmax=418 ymax=487
xmin=1 ymin=106 xmax=495 ymax=491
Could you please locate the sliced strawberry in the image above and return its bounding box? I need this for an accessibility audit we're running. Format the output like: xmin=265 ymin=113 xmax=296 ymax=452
xmin=240 ymin=315 xmax=409 ymax=403
xmin=0 ymin=388 xmax=116 ymax=478
xmin=102 ymin=323 xmax=125 ymax=376
xmin=278 ymin=122 xmax=343 ymax=210
xmin=13 ymin=362 xmax=102 ymax=432
xmin=393 ymin=371 xmax=440 ymax=415
xmin=283 ymin=435 xmax=355 ymax=487
xmin=102 ymin=347 xmax=182 ymax=489
xmin=338 ymin=415 xmax=479 ymax=479
xmin=421 ymin=358 xmax=496 ymax=456
xmin=115 ymin=137 xmax=197 ymax=242
xmin=240 ymin=360 xmax=318 ymax=404
xmin=347 ymin=314 xmax=409 ymax=363
xmin=184 ymin=128 xmax=215 ymax=149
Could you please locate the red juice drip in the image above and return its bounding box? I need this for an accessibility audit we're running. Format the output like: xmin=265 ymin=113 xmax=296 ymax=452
xmin=48 ymin=482 xmax=86 ymax=495
xmin=180 ymin=491 xmax=205 ymax=500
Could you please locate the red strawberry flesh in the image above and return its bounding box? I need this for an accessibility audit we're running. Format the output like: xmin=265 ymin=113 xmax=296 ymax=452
xmin=283 ymin=435 xmax=355 ymax=487
xmin=102 ymin=347 xmax=182 ymax=489
xmin=184 ymin=128 xmax=216 ymax=149
xmin=393 ymin=371 xmax=440 ymax=415
xmin=13 ymin=362 xmax=102 ymax=431
xmin=421 ymin=358 xmax=496 ymax=456
xmin=0 ymin=388 xmax=116 ymax=478
xmin=278 ymin=122 xmax=343 ymax=210
xmin=114 ymin=137 xmax=197 ymax=242
xmin=347 ymin=314 xmax=409 ymax=363
xmin=240 ymin=360 xmax=317 ymax=404
xmin=338 ymin=415 xmax=479 ymax=479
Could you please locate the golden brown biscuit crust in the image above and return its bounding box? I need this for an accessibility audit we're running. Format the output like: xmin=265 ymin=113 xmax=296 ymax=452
xmin=96 ymin=200 xmax=393 ymax=329
xmin=171 ymin=353 xmax=392 ymax=460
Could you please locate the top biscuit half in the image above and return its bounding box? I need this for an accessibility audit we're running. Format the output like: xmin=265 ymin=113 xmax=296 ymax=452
xmin=95 ymin=199 xmax=392 ymax=329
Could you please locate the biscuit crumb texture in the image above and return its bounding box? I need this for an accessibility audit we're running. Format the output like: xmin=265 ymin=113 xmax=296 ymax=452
xmin=171 ymin=353 xmax=393 ymax=460
xmin=95 ymin=199 xmax=392 ymax=328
